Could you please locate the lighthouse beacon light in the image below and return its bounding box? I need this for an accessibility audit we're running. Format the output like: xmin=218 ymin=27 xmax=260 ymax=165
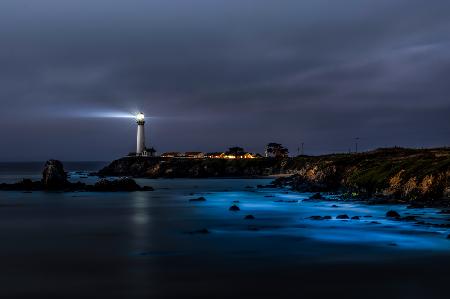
xmin=136 ymin=112 xmax=145 ymax=123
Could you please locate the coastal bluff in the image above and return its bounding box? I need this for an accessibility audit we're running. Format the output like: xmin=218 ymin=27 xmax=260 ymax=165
xmin=97 ymin=156 xmax=288 ymax=178
xmin=99 ymin=147 xmax=450 ymax=202
xmin=273 ymin=147 xmax=450 ymax=203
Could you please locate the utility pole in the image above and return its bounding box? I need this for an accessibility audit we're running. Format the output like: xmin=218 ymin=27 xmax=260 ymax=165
xmin=297 ymin=142 xmax=304 ymax=156
xmin=354 ymin=137 xmax=360 ymax=153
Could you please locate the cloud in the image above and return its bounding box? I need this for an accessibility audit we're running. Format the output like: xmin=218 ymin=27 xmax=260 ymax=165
xmin=0 ymin=0 xmax=449 ymax=160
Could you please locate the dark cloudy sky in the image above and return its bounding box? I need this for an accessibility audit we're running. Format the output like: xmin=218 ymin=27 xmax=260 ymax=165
xmin=0 ymin=0 xmax=449 ymax=161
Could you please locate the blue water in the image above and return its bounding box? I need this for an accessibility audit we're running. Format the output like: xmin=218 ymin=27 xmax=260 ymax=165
xmin=1 ymin=162 xmax=450 ymax=298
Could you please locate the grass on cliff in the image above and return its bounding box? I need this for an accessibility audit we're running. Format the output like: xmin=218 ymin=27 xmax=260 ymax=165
xmin=290 ymin=147 xmax=450 ymax=195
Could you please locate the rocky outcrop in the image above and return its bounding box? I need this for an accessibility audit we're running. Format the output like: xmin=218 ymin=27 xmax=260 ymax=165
xmin=97 ymin=156 xmax=291 ymax=178
xmin=42 ymin=159 xmax=68 ymax=189
xmin=89 ymin=178 xmax=153 ymax=192
xmin=0 ymin=160 xmax=152 ymax=192
xmin=96 ymin=147 xmax=450 ymax=204
xmin=273 ymin=147 xmax=450 ymax=204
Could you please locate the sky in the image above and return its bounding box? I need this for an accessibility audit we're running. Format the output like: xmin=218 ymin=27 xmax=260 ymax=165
xmin=0 ymin=0 xmax=449 ymax=161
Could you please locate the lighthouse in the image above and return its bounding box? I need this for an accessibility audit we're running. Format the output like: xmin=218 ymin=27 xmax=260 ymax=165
xmin=136 ymin=112 xmax=146 ymax=156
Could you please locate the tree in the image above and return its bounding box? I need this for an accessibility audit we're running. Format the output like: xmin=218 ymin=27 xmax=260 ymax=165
xmin=265 ymin=143 xmax=288 ymax=158
xmin=226 ymin=146 xmax=245 ymax=158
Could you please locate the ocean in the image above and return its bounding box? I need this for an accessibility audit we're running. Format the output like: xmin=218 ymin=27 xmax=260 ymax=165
xmin=0 ymin=162 xmax=450 ymax=298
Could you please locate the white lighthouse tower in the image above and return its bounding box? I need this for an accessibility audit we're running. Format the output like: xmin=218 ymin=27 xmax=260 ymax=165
xmin=136 ymin=112 xmax=146 ymax=156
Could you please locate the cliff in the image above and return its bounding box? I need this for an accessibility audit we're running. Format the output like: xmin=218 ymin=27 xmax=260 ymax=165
xmin=98 ymin=147 xmax=450 ymax=202
xmin=97 ymin=156 xmax=290 ymax=178
xmin=274 ymin=147 xmax=450 ymax=203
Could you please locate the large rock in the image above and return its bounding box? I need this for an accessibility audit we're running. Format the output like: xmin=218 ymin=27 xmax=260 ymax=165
xmin=42 ymin=160 xmax=68 ymax=190
xmin=386 ymin=210 xmax=400 ymax=218
xmin=309 ymin=192 xmax=324 ymax=200
xmin=92 ymin=177 xmax=153 ymax=192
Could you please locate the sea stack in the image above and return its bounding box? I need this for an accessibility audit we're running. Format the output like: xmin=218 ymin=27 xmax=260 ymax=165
xmin=42 ymin=159 xmax=68 ymax=189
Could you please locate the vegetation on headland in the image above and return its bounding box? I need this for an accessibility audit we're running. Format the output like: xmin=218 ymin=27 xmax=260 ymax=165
xmin=273 ymin=147 xmax=450 ymax=205
xmin=99 ymin=147 xmax=450 ymax=204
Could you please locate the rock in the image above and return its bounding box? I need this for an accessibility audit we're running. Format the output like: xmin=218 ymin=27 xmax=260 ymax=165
xmin=351 ymin=216 xmax=360 ymax=220
xmin=331 ymin=205 xmax=339 ymax=208
xmin=42 ymin=160 xmax=68 ymax=190
xmin=92 ymin=177 xmax=152 ymax=192
xmin=447 ymin=235 xmax=450 ymax=239
xmin=257 ymin=184 xmax=276 ymax=189
xmin=0 ymin=179 xmax=43 ymax=191
xmin=309 ymin=193 xmax=324 ymax=200
xmin=336 ymin=214 xmax=349 ymax=219
xmin=244 ymin=215 xmax=255 ymax=220
xmin=370 ymin=221 xmax=381 ymax=224
xmin=386 ymin=210 xmax=400 ymax=218
xmin=229 ymin=204 xmax=240 ymax=211
xmin=308 ymin=215 xmax=331 ymax=220
xmin=189 ymin=197 xmax=206 ymax=202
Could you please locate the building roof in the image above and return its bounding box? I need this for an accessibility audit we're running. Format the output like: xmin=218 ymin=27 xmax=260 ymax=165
xmin=184 ymin=152 xmax=204 ymax=155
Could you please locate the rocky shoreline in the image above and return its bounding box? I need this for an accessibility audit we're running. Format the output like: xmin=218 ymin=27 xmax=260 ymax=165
xmin=97 ymin=156 xmax=290 ymax=178
xmin=271 ymin=147 xmax=450 ymax=207
xmin=99 ymin=147 xmax=450 ymax=205
xmin=0 ymin=160 xmax=153 ymax=192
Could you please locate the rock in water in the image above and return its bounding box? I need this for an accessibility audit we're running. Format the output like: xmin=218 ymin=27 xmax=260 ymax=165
xmin=336 ymin=214 xmax=349 ymax=219
xmin=386 ymin=210 xmax=400 ymax=218
xmin=42 ymin=160 xmax=68 ymax=190
xmin=244 ymin=215 xmax=255 ymax=220
xmin=189 ymin=197 xmax=207 ymax=202
xmin=309 ymin=193 xmax=324 ymax=200
xmin=308 ymin=215 xmax=332 ymax=220
xmin=92 ymin=177 xmax=152 ymax=192
xmin=229 ymin=204 xmax=240 ymax=211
